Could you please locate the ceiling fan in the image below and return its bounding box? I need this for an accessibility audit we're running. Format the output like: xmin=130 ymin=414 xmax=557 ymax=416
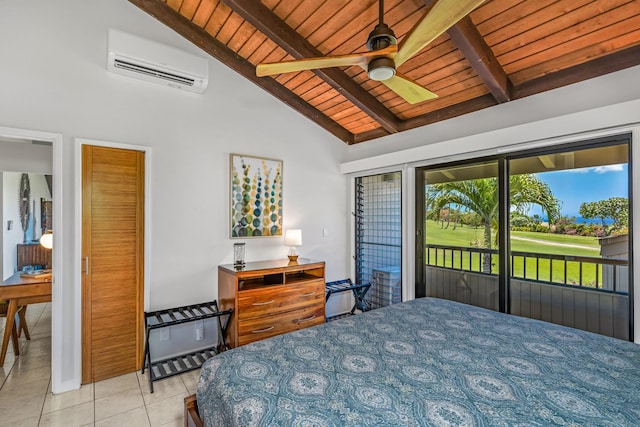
xmin=256 ymin=0 xmax=485 ymax=104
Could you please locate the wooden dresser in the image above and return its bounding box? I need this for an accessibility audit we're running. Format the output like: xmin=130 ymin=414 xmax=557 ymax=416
xmin=218 ymin=258 xmax=325 ymax=348
xmin=17 ymin=243 xmax=52 ymax=271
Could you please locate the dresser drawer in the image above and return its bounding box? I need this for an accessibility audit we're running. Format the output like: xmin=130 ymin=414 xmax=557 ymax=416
xmin=238 ymin=303 xmax=325 ymax=346
xmin=238 ymin=279 xmax=324 ymax=319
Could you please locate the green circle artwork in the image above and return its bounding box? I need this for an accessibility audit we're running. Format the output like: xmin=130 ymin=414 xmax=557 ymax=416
xmin=231 ymin=155 xmax=282 ymax=237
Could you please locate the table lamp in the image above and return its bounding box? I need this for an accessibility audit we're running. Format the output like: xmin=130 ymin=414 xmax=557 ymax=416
xmin=40 ymin=230 xmax=53 ymax=249
xmin=284 ymin=229 xmax=302 ymax=262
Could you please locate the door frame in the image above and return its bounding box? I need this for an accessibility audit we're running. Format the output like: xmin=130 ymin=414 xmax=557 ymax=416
xmin=74 ymin=138 xmax=151 ymax=382
xmin=0 ymin=126 xmax=63 ymax=390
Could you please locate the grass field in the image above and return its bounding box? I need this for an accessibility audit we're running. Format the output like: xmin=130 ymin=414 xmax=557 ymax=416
xmin=425 ymin=221 xmax=603 ymax=286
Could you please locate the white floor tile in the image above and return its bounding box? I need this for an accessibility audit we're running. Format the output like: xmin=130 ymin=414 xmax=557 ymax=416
xmin=145 ymin=392 xmax=188 ymax=427
xmin=159 ymin=419 xmax=183 ymax=427
xmin=2 ymin=365 xmax=51 ymax=392
xmin=0 ymin=393 xmax=46 ymax=425
xmin=94 ymin=372 xmax=140 ymax=400
xmin=138 ymin=373 xmax=187 ymax=406
xmin=5 ymin=415 xmax=40 ymax=427
xmin=95 ymin=386 xmax=145 ymax=421
xmin=179 ymin=370 xmax=200 ymax=394
xmin=39 ymin=401 xmax=94 ymax=427
xmin=43 ymin=384 xmax=94 ymax=414
xmin=95 ymin=406 xmax=150 ymax=427
xmin=10 ymin=354 xmax=51 ymax=373
xmin=0 ymin=378 xmax=48 ymax=401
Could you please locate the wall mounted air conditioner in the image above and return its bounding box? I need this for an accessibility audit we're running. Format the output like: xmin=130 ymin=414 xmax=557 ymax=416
xmin=107 ymin=29 xmax=208 ymax=93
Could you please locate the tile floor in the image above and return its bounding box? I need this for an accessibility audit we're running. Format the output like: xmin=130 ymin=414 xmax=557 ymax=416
xmin=0 ymin=303 xmax=198 ymax=426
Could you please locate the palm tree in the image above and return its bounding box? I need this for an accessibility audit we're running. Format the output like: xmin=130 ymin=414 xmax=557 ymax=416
xmin=427 ymin=174 xmax=560 ymax=272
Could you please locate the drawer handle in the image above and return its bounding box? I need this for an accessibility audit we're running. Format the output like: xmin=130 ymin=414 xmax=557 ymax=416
xmin=301 ymin=292 xmax=316 ymax=297
xmin=252 ymin=300 xmax=275 ymax=306
xmin=251 ymin=326 xmax=275 ymax=334
xmin=299 ymin=315 xmax=317 ymax=323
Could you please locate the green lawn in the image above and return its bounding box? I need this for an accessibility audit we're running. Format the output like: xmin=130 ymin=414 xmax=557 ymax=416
xmin=425 ymin=221 xmax=602 ymax=286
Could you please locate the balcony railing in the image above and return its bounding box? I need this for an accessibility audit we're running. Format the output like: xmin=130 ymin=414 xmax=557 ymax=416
xmin=425 ymin=244 xmax=628 ymax=293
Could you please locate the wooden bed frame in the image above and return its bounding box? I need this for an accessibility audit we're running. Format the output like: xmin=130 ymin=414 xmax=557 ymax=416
xmin=184 ymin=394 xmax=203 ymax=427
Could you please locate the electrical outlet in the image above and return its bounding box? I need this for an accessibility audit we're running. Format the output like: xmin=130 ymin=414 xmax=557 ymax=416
xmin=195 ymin=320 xmax=204 ymax=341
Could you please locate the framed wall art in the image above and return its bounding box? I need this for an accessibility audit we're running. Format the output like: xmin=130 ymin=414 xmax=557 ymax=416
xmin=230 ymin=153 xmax=283 ymax=238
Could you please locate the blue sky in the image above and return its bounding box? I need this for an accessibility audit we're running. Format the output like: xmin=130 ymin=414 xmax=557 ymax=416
xmin=528 ymin=164 xmax=628 ymax=218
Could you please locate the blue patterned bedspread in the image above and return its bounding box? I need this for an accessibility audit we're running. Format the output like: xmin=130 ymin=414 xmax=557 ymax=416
xmin=197 ymin=297 xmax=640 ymax=426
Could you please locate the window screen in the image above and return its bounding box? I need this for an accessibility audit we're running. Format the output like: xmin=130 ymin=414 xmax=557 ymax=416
xmin=355 ymin=172 xmax=402 ymax=309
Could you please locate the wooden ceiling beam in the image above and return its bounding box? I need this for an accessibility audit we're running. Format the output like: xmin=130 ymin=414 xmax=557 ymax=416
xmin=446 ymin=16 xmax=512 ymax=103
xmin=221 ymin=0 xmax=402 ymax=134
xmin=513 ymin=44 xmax=640 ymax=100
xmin=421 ymin=0 xmax=511 ymax=103
xmin=352 ymin=128 xmax=392 ymax=144
xmin=128 ymin=0 xmax=354 ymax=143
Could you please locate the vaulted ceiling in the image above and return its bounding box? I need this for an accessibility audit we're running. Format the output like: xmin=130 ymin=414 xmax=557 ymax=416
xmin=130 ymin=0 xmax=640 ymax=144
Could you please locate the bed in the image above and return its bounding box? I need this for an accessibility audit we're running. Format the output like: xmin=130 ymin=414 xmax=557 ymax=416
xmin=192 ymin=297 xmax=640 ymax=426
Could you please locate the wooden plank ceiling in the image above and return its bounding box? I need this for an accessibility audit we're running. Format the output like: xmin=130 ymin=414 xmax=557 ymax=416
xmin=130 ymin=0 xmax=640 ymax=144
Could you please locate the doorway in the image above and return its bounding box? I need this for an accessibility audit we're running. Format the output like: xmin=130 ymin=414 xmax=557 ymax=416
xmin=0 ymin=128 xmax=62 ymax=392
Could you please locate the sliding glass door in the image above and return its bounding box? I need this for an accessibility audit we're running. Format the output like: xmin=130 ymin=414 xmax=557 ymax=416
xmin=508 ymin=141 xmax=630 ymax=339
xmin=416 ymin=135 xmax=632 ymax=340
xmin=355 ymin=172 xmax=402 ymax=309
xmin=419 ymin=160 xmax=500 ymax=311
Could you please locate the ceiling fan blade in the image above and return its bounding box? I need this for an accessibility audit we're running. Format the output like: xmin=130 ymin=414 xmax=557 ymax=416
xmin=256 ymin=45 xmax=397 ymax=77
xmin=382 ymin=74 xmax=438 ymax=104
xmin=395 ymin=0 xmax=485 ymax=67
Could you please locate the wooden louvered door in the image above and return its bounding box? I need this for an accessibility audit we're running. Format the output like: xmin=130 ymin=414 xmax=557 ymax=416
xmin=82 ymin=145 xmax=144 ymax=384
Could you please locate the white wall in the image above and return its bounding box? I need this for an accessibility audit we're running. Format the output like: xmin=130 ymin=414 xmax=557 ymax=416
xmin=0 ymin=0 xmax=349 ymax=392
xmin=0 ymin=140 xmax=52 ymax=174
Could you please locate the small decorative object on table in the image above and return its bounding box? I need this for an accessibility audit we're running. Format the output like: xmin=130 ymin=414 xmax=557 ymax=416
xmin=284 ymin=229 xmax=302 ymax=262
xmin=233 ymin=243 xmax=245 ymax=268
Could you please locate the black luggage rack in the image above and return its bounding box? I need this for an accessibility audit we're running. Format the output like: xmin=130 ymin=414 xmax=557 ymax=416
xmin=142 ymin=300 xmax=233 ymax=392
xmin=325 ymin=279 xmax=371 ymax=321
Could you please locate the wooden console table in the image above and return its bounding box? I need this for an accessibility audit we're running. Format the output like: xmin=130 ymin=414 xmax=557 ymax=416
xmin=218 ymin=258 xmax=325 ymax=348
xmin=0 ymin=272 xmax=52 ymax=365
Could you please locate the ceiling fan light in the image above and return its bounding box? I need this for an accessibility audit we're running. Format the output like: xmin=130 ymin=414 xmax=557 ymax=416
xmin=368 ymin=57 xmax=396 ymax=81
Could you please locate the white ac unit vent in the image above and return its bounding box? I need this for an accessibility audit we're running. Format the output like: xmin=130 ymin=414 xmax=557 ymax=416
xmin=107 ymin=29 xmax=208 ymax=93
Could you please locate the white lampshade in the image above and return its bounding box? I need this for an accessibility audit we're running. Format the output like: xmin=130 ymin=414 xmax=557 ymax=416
xmin=284 ymin=229 xmax=302 ymax=246
xmin=40 ymin=231 xmax=53 ymax=249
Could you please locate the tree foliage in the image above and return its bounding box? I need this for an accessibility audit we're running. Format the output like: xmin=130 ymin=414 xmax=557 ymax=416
xmin=579 ymin=197 xmax=628 ymax=234
xmin=427 ymin=174 xmax=560 ymax=272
